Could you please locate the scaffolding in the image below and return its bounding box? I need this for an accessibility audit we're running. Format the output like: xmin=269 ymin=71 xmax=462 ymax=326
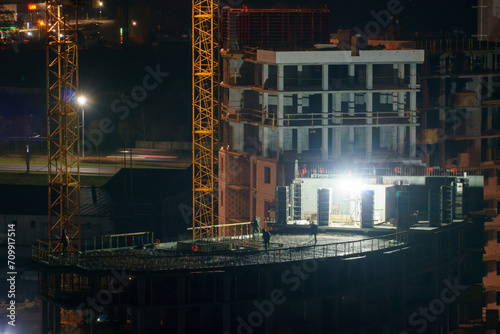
xmin=221 ymin=8 xmax=330 ymax=51
xmin=46 ymin=0 xmax=80 ymax=252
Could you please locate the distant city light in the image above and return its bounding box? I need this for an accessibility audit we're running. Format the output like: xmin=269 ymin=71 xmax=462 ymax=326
xmin=132 ymin=21 xmax=137 ymax=26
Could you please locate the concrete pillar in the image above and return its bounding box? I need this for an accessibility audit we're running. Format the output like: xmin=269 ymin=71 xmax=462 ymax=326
xmin=349 ymin=93 xmax=355 ymax=116
xmin=366 ymin=63 xmax=373 ymax=90
xmin=283 ymin=128 xmax=293 ymax=151
xmin=398 ymin=126 xmax=405 ymax=155
xmin=297 ymin=93 xmax=304 ymax=154
xmin=322 ymin=64 xmax=329 ymax=91
xmin=277 ymin=64 xmax=284 ymax=91
xmin=409 ymin=126 xmax=416 ymax=158
xmin=366 ymin=91 xmax=373 ymax=157
xmin=298 ymin=129 xmax=309 ymax=154
xmin=398 ymin=63 xmax=405 ymax=86
xmin=262 ymin=64 xmax=269 ymax=89
xmin=263 ymin=127 xmax=270 ymax=158
xmin=392 ymin=127 xmax=398 ymax=152
xmin=230 ymin=123 xmax=244 ymax=152
xmin=409 ymin=63 xmax=417 ymax=158
xmin=262 ymin=92 xmax=269 ymax=157
xmin=332 ymin=93 xmax=342 ymax=157
xmin=322 ymin=93 xmax=329 ymax=160
xmin=277 ymin=94 xmax=284 ymax=155
xmin=365 ymin=128 xmax=373 ymax=157
xmin=348 ymin=63 xmax=355 ymax=86
xmin=297 ymin=65 xmax=303 ymax=87
xmin=349 ymin=128 xmax=355 ymax=153
xmin=333 ymin=128 xmax=342 ymax=156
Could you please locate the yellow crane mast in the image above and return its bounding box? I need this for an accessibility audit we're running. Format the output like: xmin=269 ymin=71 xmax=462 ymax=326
xmin=46 ymin=0 xmax=80 ymax=252
xmin=192 ymin=0 xmax=220 ymax=239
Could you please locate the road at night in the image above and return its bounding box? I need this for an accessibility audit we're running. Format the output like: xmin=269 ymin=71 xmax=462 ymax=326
xmin=0 ymin=163 xmax=121 ymax=175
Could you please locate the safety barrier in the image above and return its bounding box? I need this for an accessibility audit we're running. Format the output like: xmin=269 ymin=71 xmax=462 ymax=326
xmin=32 ymin=230 xmax=408 ymax=271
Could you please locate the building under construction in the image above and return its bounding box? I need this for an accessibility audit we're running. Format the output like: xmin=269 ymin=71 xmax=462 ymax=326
xmin=30 ymin=6 xmax=494 ymax=334
xmin=32 ymin=172 xmax=486 ymax=334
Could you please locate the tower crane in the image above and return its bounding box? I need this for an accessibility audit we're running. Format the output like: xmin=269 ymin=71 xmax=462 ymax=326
xmin=192 ymin=0 xmax=220 ymax=239
xmin=46 ymin=0 xmax=81 ymax=253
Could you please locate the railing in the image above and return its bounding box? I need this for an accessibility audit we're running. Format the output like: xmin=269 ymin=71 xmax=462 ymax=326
xmin=296 ymin=165 xmax=484 ymax=179
xmin=417 ymin=36 xmax=500 ymax=54
xmin=31 ymin=231 xmax=409 ymax=271
xmin=32 ymin=232 xmax=152 ymax=262
xmin=222 ymin=104 xmax=418 ymax=128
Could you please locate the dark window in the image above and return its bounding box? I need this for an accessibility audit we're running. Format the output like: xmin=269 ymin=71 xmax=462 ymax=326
xmin=31 ymin=221 xmax=36 ymax=228
xmin=497 ymin=231 xmax=500 ymax=243
xmin=497 ymin=169 xmax=500 ymax=185
xmin=264 ymin=167 xmax=271 ymax=184
xmin=221 ymin=191 xmax=224 ymax=207
xmin=87 ymin=223 xmax=91 ymax=229
xmin=497 ymin=292 xmax=500 ymax=305
xmin=497 ymin=261 xmax=500 ymax=275
xmin=485 ymin=170 xmax=489 ymax=185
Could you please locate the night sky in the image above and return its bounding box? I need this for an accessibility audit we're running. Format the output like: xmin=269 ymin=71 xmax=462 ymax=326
xmin=0 ymin=0 xmax=481 ymax=154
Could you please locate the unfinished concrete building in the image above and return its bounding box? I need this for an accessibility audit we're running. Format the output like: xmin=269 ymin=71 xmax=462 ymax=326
xmin=219 ymin=8 xmax=425 ymax=228
xmin=418 ymin=36 xmax=500 ymax=327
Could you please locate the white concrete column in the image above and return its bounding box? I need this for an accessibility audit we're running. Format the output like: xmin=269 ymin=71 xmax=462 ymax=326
xmin=322 ymin=93 xmax=329 ymax=160
xmin=349 ymin=128 xmax=355 ymax=153
xmin=322 ymin=64 xmax=329 ymax=91
xmin=263 ymin=127 xmax=270 ymax=158
xmin=333 ymin=93 xmax=342 ymax=124
xmin=398 ymin=126 xmax=405 ymax=155
xmin=297 ymin=65 xmax=303 ymax=87
xmin=348 ymin=63 xmax=355 ymax=86
xmin=366 ymin=63 xmax=373 ymax=90
xmin=230 ymin=123 xmax=244 ymax=152
xmin=392 ymin=127 xmax=398 ymax=152
xmin=262 ymin=64 xmax=269 ymax=89
xmin=283 ymin=128 xmax=293 ymax=151
xmin=333 ymin=128 xmax=342 ymax=157
xmin=277 ymin=94 xmax=284 ymax=155
xmin=409 ymin=63 xmax=417 ymax=158
xmin=349 ymin=93 xmax=355 ymax=116
xmin=366 ymin=92 xmax=373 ymax=157
xmin=398 ymin=63 xmax=405 ymax=86
xmin=278 ymin=64 xmax=284 ymax=91
xmin=409 ymin=126 xmax=416 ymax=158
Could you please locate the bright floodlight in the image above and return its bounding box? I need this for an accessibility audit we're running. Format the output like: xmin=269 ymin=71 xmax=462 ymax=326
xmin=77 ymin=96 xmax=87 ymax=105
xmin=338 ymin=178 xmax=364 ymax=195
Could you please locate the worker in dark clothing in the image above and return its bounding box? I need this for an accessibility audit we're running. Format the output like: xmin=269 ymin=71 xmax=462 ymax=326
xmin=251 ymin=217 xmax=260 ymax=240
xmin=310 ymin=222 xmax=319 ymax=245
xmin=262 ymin=228 xmax=271 ymax=250
xmin=61 ymin=229 xmax=69 ymax=256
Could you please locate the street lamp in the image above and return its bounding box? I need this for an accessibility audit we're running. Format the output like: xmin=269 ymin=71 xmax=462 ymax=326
xmin=99 ymin=2 xmax=103 ymax=21
xmin=78 ymin=96 xmax=87 ymax=157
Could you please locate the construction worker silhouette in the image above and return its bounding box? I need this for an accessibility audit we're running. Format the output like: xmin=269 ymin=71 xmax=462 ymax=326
xmin=262 ymin=228 xmax=271 ymax=250
xmin=251 ymin=217 xmax=260 ymax=240
xmin=61 ymin=229 xmax=69 ymax=256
